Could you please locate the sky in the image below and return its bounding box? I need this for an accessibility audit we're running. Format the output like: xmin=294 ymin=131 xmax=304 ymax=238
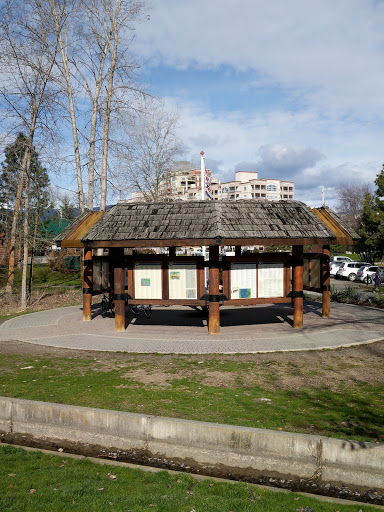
xmin=134 ymin=0 xmax=384 ymax=208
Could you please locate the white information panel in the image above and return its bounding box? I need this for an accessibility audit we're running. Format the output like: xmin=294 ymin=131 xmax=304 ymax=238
xmin=134 ymin=263 xmax=162 ymax=299
xmin=230 ymin=263 xmax=257 ymax=299
xmin=169 ymin=263 xmax=197 ymax=299
xmin=258 ymin=262 xmax=284 ymax=298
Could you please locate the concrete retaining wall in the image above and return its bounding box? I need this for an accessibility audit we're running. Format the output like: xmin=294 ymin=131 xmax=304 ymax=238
xmin=0 ymin=397 xmax=383 ymax=490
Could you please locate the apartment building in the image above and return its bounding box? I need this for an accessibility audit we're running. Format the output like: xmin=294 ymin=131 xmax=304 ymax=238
xmin=129 ymin=163 xmax=294 ymax=202
xmin=213 ymin=171 xmax=294 ymax=201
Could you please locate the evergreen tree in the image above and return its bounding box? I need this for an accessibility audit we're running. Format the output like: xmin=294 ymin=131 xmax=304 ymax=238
xmin=358 ymin=165 xmax=384 ymax=263
xmin=0 ymin=133 xmax=51 ymax=240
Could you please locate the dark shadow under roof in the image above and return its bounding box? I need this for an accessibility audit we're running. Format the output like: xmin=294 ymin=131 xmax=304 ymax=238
xmin=79 ymin=200 xmax=335 ymax=247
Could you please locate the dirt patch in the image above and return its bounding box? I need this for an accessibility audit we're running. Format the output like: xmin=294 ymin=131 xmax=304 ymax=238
xmin=0 ymin=288 xmax=82 ymax=319
xmin=0 ymin=337 xmax=383 ymax=393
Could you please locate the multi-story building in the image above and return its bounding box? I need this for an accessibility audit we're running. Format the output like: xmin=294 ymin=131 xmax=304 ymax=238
xmin=213 ymin=171 xmax=294 ymax=201
xmin=128 ymin=163 xmax=294 ymax=202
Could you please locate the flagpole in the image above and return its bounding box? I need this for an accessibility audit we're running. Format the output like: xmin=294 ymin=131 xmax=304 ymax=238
xmin=200 ymin=151 xmax=205 ymax=200
xmin=200 ymin=151 xmax=208 ymax=290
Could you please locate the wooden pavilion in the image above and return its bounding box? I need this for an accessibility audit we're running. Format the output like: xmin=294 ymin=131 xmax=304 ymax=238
xmin=56 ymin=200 xmax=359 ymax=335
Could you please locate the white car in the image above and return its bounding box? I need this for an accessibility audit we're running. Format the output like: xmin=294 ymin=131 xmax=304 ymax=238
xmin=330 ymin=261 xmax=343 ymax=276
xmin=335 ymin=261 xmax=369 ymax=281
xmin=356 ymin=265 xmax=384 ymax=284
xmin=330 ymin=255 xmax=353 ymax=263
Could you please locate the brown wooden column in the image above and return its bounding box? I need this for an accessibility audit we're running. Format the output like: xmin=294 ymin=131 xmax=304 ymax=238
xmin=292 ymin=245 xmax=304 ymax=328
xmin=169 ymin=246 xmax=176 ymax=258
xmin=112 ymin=248 xmax=125 ymax=331
xmin=208 ymin=244 xmax=220 ymax=335
xmin=321 ymin=244 xmax=331 ymax=318
xmin=83 ymin=247 xmax=93 ymax=321
xmin=235 ymin=245 xmax=242 ymax=257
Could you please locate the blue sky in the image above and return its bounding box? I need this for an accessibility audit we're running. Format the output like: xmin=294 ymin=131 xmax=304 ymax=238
xmin=134 ymin=0 xmax=384 ymax=208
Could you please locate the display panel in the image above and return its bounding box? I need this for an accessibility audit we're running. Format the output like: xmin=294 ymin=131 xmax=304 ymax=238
xmin=230 ymin=263 xmax=257 ymax=299
xmin=134 ymin=263 xmax=162 ymax=299
xmin=169 ymin=263 xmax=197 ymax=299
xmin=258 ymin=262 xmax=284 ymax=298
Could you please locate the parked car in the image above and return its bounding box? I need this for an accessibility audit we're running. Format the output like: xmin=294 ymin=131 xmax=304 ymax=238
xmin=330 ymin=261 xmax=343 ymax=276
xmin=356 ymin=265 xmax=384 ymax=284
xmin=330 ymin=255 xmax=353 ymax=263
xmin=335 ymin=261 xmax=369 ymax=281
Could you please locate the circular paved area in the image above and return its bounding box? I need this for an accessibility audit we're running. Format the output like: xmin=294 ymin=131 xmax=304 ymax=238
xmin=1 ymin=301 xmax=384 ymax=353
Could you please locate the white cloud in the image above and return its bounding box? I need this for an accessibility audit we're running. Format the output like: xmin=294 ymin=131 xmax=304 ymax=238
xmin=137 ymin=0 xmax=384 ymax=116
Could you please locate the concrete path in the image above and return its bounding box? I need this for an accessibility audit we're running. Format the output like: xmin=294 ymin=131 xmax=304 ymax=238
xmin=1 ymin=300 xmax=384 ymax=353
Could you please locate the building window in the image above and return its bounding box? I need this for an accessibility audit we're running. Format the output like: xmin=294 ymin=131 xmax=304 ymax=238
xmin=289 ymin=187 xmax=293 ymax=192
xmin=267 ymin=184 xmax=277 ymax=192
xmin=261 ymin=193 xmax=266 ymax=198
xmin=229 ymin=186 xmax=235 ymax=192
xmin=255 ymin=184 xmax=260 ymax=190
xmin=289 ymin=195 xmax=293 ymax=199
xmin=261 ymin=185 xmax=266 ymax=190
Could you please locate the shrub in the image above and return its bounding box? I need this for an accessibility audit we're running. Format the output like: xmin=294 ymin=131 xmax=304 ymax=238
xmin=48 ymin=251 xmax=67 ymax=272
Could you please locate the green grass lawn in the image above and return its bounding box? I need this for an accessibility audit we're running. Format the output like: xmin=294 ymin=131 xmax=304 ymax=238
xmin=1 ymin=353 xmax=383 ymax=443
xmin=0 ymin=265 xmax=81 ymax=289
xmin=0 ymin=444 xmax=378 ymax=512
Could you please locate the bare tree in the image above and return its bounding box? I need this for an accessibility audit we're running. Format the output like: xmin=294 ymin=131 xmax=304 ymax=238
xmin=0 ymin=0 xmax=61 ymax=300
xmin=336 ymin=182 xmax=371 ymax=232
xmin=121 ymin=98 xmax=185 ymax=201
xmin=51 ymin=0 xmax=146 ymax=211
xmin=50 ymin=0 xmax=85 ymax=212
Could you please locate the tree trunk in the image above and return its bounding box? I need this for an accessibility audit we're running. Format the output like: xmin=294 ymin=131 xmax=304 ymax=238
xmin=100 ymin=1 xmax=119 ymax=211
xmin=5 ymin=143 xmax=31 ymax=294
xmin=21 ymin=171 xmax=31 ymax=309
xmin=28 ymin=207 xmax=39 ymax=299
xmin=51 ymin=0 xmax=85 ymax=212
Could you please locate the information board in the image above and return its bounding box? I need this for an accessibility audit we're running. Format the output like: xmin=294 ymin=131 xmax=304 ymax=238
xmin=230 ymin=263 xmax=257 ymax=299
xmin=258 ymin=262 xmax=284 ymax=298
xmin=169 ymin=263 xmax=197 ymax=299
xmin=134 ymin=263 xmax=162 ymax=299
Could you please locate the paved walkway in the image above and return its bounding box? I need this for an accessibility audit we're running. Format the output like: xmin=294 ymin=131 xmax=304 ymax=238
xmin=1 ymin=300 xmax=384 ymax=353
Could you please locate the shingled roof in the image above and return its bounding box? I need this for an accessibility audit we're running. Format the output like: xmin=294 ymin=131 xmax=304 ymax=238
xmin=79 ymin=200 xmax=335 ymax=246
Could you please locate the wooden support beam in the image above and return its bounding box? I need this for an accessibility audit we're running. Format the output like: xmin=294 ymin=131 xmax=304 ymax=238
xmin=292 ymin=245 xmax=304 ymax=329
xmin=235 ymin=245 xmax=242 ymax=257
xmin=322 ymin=244 xmax=331 ymax=318
xmin=162 ymin=260 xmax=169 ymax=300
xmin=112 ymin=248 xmax=125 ymax=331
xmin=168 ymin=246 xmax=176 ymax=258
xmin=208 ymin=245 xmax=220 ymax=335
xmin=83 ymin=247 xmax=93 ymax=321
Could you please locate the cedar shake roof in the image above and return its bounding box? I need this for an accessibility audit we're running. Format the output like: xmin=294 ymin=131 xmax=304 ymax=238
xmin=79 ymin=200 xmax=335 ymax=245
xmin=311 ymin=206 xmax=359 ymax=245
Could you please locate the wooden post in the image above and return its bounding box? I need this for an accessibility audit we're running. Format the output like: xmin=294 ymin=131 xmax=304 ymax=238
xmin=162 ymin=260 xmax=169 ymax=300
xmin=208 ymin=244 xmax=220 ymax=335
xmin=235 ymin=245 xmax=241 ymax=257
xmin=113 ymin=248 xmax=125 ymax=331
xmin=83 ymin=247 xmax=93 ymax=321
xmin=292 ymin=245 xmax=304 ymax=328
xmin=169 ymin=246 xmax=176 ymax=258
xmin=321 ymin=244 xmax=331 ymax=318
